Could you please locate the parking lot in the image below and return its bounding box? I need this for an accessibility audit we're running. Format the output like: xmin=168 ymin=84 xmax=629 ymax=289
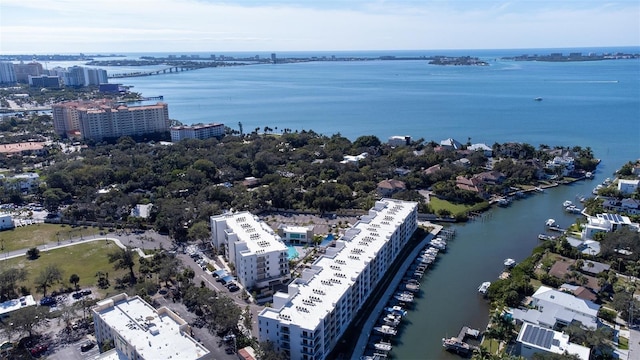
xmin=49 ymin=338 xmax=100 ymax=360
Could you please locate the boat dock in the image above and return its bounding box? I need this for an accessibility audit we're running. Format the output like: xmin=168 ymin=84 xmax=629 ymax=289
xmin=442 ymin=326 xmax=480 ymax=356
xmin=354 ymin=222 xmax=456 ymax=360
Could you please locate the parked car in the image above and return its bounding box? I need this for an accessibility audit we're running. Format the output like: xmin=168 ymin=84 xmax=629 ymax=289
xmin=30 ymin=344 xmax=48 ymax=356
xmin=81 ymin=289 xmax=92 ymax=296
xmin=80 ymin=341 xmax=95 ymax=352
xmin=39 ymin=297 xmax=56 ymax=306
xmin=227 ymin=284 xmax=240 ymax=292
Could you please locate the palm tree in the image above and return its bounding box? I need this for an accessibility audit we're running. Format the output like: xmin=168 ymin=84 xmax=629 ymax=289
xmin=472 ymin=346 xmax=492 ymax=360
xmin=108 ymin=247 xmax=137 ymax=283
xmin=69 ymin=273 xmax=80 ymax=291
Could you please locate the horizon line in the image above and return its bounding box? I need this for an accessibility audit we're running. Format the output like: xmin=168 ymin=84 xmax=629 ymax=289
xmin=1 ymin=45 xmax=640 ymax=56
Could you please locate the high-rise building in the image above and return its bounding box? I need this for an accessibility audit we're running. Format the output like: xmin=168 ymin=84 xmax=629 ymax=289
xmin=170 ymin=123 xmax=225 ymax=142
xmin=258 ymin=199 xmax=418 ymax=360
xmin=92 ymin=293 xmax=211 ymax=360
xmin=211 ymin=212 xmax=290 ymax=289
xmin=52 ymin=100 xmax=170 ymax=140
xmin=13 ymin=62 xmax=43 ymax=83
xmin=0 ymin=62 xmax=17 ymax=84
xmin=62 ymin=66 xmax=108 ymax=86
xmin=29 ymin=75 xmax=60 ymax=88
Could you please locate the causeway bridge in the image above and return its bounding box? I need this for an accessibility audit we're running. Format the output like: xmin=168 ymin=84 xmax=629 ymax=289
xmin=108 ymin=66 xmax=202 ymax=79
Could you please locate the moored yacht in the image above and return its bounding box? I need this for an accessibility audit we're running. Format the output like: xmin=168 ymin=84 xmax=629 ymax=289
xmin=504 ymin=258 xmax=516 ymax=268
xmin=374 ymin=325 xmax=397 ymax=336
xmin=478 ymin=281 xmax=491 ymax=295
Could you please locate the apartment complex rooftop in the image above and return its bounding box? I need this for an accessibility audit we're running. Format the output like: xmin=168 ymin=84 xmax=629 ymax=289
xmin=261 ymin=199 xmax=416 ymax=330
xmin=93 ymin=294 xmax=209 ymax=360
xmin=517 ymin=323 xmax=590 ymax=360
xmin=218 ymin=212 xmax=287 ymax=255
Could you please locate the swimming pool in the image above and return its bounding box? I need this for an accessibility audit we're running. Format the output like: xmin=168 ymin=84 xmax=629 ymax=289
xmin=287 ymin=245 xmax=299 ymax=260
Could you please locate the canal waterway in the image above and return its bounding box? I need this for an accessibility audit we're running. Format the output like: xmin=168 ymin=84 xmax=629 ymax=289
xmin=393 ymin=173 xmax=613 ymax=359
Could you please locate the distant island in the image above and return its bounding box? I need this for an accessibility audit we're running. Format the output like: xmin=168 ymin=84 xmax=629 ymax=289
xmin=502 ymin=51 xmax=639 ymax=62
xmin=428 ymin=56 xmax=489 ymax=66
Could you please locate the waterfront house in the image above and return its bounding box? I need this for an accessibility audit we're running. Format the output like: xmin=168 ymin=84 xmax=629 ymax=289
xmin=617 ymin=179 xmax=640 ymax=195
xmin=474 ymin=170 xmax=506 ymax=185
xmin=440 ymin=138 xmax=463 ymax=150
xmin=582 ymin=213 xmax=636 ymax=240
xmin=602 ymin=198 xmax=640 ymax=215
xmin=517 ymin=323 xmax=590 ymax=360
xmin=388 ymin=135 xmax=411 ymax=147
xmin=579 ymin=260 xmax=610 ymax=276
xmin=560 ymin=284 xmax=597 ymax=302
xmin=455 ymin=176 xmax=483 ymax=194
xmin=468 ymin=143 xmax=493 ymax=157
xmin=510 ymin=285 xmax=600 ymax=330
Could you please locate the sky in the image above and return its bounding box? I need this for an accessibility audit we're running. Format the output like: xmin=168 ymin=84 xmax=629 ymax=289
xmin=1 ymin=0 xmax=639 ymax=54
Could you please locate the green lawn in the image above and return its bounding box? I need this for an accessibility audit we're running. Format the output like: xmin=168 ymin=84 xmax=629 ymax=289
xmin=0 ymin=224 xmax=100 ymax=252
xmin=3 ymin=241 xmax=137 ymax=299
xmin=429 ymin=197 xmax=473 ymax=216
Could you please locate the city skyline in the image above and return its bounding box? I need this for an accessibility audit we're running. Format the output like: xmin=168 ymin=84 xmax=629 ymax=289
xmin=1 ymin=0 xmax=639 ymax=54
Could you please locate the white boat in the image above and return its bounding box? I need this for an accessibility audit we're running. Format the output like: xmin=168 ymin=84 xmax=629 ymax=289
xmin=374 ymin=325 xmax=397 ymax=336
xmin=538 ymin=234 xmax=557 ymax=241
xmin=534 ymin=187 xmax=544 ymax=192
xmin=562 ymin=200 xmax=573 ymax=207
xmin=565 ymin=205 xmax=582 ymax=214
xmin=593 ymin=184 xmax=604 ymax=194
xmin=504 ymin=258 xmax=516 ymax=268
xmin=478 ymin=281 xmax=491 ymax=294
xmin=384 ymin=306 xmax=407 ymax=317
xmin=374 ymin=341 xmax=392 ymax=352
xmin=545 ymin=219 xmax=557 ymax=227
xmin=382 ymin=313 xmax=402 ymax=325
xmin=394 ymin=292 xmax=414 ymax=303
xmin=585 ymin=172 xmax=593 ymax=179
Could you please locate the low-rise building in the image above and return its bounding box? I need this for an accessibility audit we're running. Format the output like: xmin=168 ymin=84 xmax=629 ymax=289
xmin=510 ymin=285 xmax=600 ymax=330
xmin=388 ymin=135 xmax=411 ymax=147
xmin=377 ymin=179 xmax=406 ymax=197
xmin=517 ymin=323 xmax=590 ymax=360
xmin=0 ymin=213 xmax=14 ymax=230
xmin=92 ymin=293 xmax=210 ymax=360
xmin=278 ymin=224 xmax=314 ymax=245
xmin=258 ymin=199 xmax=418 ymax=360
xmin=618 ymin=179 xmax=639 ymax=195
xmin=170 ymin=123 xmax=225 ymax=142
xmin=211 ymin=212 xmax=289 ymax=289
xmin=602 ymin=198 xmax=640 ymax=215
xmin=582 ymin=213 xmax=636 ymax=240
xmin=0 ymin=295 xmax=35 ymax=317
xmin=130 ymin=204 xmax=153 ymax=219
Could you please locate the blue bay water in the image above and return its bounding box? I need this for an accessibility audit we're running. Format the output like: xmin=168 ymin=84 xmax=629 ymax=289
xmin=110 ymin=49 xmax=639 ymax=359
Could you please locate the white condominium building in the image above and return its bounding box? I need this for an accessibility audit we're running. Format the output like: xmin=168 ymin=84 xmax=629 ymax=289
xmin=258 ymin=199 xmax=418 ymax=360
xmin=92 ymin=293 xmax=211 ymax=360
xmin=170 ymin=123 xmax=225 ymax=142
xmin=211 ymin=212 xmax=290 ymax=289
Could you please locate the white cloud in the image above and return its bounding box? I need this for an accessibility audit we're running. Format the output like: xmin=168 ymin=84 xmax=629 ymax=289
xmin=0 ymin=0 xmax=638 ymax=53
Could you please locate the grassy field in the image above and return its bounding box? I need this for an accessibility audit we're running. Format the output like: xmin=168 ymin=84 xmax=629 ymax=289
xmin=429 ymin=197 xmax=472 ymax=216
xmin=2 ymin=241 xmax=137 ymax=299
xmin=0 ymin=224 xmax=100 ymax=252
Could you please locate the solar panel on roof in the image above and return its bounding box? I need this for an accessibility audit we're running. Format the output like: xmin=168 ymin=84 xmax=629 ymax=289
xmin=522 ymin=324 xmax=554 ymax=349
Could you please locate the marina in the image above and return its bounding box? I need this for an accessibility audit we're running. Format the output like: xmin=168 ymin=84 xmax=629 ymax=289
xmin=358 ymin=226 xmax=451 ymax=359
